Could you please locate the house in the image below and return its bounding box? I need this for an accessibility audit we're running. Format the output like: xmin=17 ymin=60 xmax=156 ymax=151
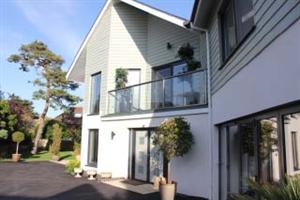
xmin=189 ymin=0 xmax=300 ymax=199
xmin=67 ymin=0 xmax=300 ymax=199
xmin=55 ymin=107 xmax=83 ymax=125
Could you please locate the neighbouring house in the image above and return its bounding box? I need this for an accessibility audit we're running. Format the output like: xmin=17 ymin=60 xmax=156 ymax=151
xmin=55 ymin=107 xmax=83 ymax=126
xmin=66 ymin=0 xmax=300 ymax=199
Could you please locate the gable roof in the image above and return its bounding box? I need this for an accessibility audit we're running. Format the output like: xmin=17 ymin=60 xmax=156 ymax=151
xmin=66 ymin=0 xmax=188 ymax=81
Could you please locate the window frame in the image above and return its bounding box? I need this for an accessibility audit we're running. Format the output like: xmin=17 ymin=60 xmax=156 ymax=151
xmin=218 ymin=102 xmax=300 ymax=199
xmin=89 ymin=72 xmax=101 ymax=115
xmin=218 ymin=0 xmax=256 ymax=69
xmin=87 ymin=129 xmax=99 ymax=167
xmin=291 ymin=131 xmax=300 ymax=171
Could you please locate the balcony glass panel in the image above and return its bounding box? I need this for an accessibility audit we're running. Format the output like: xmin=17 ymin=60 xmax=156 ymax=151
xmin=107 ymin=69 xmax=207 ymax=115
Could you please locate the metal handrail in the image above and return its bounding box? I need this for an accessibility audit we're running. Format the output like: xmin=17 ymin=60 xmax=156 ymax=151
xmin=108 ymin=68 xmax=207 ymax=93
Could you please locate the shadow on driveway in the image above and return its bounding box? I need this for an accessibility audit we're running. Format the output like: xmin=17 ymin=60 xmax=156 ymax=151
xmin=0 ymin=162 xmax=204 ymax=200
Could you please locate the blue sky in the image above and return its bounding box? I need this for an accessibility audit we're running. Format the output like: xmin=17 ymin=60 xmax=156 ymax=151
xmin=0 ymin=0 xmax=194 ymax=117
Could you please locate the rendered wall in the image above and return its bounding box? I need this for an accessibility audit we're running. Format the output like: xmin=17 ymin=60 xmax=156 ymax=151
xmin=81 ymin=109 xmax=210 ymax=198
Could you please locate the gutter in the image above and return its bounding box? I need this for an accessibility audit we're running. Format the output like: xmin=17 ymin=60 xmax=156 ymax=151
xmin=185 ymin=21 xmax=214 ymax=200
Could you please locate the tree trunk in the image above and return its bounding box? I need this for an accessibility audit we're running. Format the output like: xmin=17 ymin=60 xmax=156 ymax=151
xmin=167 ymin=161 xmax=171 ymax=184
xmin=31 ymin=100 xmax=50 ymax=154
xmin=16 ymin=142 xmax=19 ymax=154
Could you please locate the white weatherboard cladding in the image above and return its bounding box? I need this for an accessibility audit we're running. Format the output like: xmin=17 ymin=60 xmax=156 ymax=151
xmin=106 ymin=3 xmax=148 ymax=93
xmin=212 ymin=19 xmax=300 ymax=124
xmin=84 ymin=8 xmax=111 ymax=114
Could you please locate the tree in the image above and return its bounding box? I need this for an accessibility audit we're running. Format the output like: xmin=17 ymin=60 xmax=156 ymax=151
xmin=0 ymin=129 xmax=8 ymax=140
xmin=8 ymin=41 xmax=81 ymax=154
xmin=49 ymin=123 xmax=62 ymax=157
xmin=115 ymin=68 xmax=128 ymax=89
xmin=0 ymin=100 xmax=17 ymax=133
xmin=152 ymin=117 xmax=194 ymax=184
xmin=12 ymin=131 xmax=25 ymax=154
xmin=8 ymin=95 xmax=36 ymax=135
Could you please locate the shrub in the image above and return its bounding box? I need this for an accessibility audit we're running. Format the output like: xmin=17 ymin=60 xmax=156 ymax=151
xmin=115 ymin=68 xmax=128 ymax=89
xmin=231 ymin=175 xmax=300 ymax=200
xmin=0 ymin=129 xmax=8 ymax=140
xmin=49 ymin=123 xmax=61 ymax=156
xmin=12 ymin=131 xmax=25 ymax=154
xmin=73 ymin=142 xmax=81 ymax=156
xmin=65 ymin=159 xmax=80 ymax=175
xmin=152 ymin=117 xmax=194 ymax=183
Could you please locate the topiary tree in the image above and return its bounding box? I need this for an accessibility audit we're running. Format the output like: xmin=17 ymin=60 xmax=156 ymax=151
xmin=115 ymin=68 xmax=128 ymax=89
xmin=0 ymin=129 xmax=8 ymax=140
xmin=12 ymin=131 xmax=25 ymax=154
xmin=152 ymin=117 xmax=194 ymax=184
xmin=49 ymin=123 xmax=62 ymax=157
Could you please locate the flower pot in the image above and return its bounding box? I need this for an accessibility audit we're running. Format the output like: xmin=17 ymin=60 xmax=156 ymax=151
xmin=160 ymin=183 xmax=176 ymax=200
xmin=52 ymin=155 xmax=60 ymax=161
xmin=76 ymin=154 xmax=81 ymax=161
xmin=12 ymin=154 xmax=21 ymax=162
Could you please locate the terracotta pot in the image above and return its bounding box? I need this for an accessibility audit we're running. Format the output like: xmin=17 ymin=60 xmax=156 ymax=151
xmin=12 ymin=154 xmax=21 ymax=162
xmin=52 ymin=155 xmax=60 ymax=161
xmin=160 ymin=183 xmax=175 ymax=200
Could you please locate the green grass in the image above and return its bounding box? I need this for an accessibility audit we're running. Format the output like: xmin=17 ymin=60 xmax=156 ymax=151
xmin=0 ymin=151 xmax=75 ymax=162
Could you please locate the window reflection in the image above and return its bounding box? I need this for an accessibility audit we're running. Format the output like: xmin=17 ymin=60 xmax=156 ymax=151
xmin=284 ymin=112 xmax=300 ymax=172
xmin=259 ymin=118 xmax=280 ymax=183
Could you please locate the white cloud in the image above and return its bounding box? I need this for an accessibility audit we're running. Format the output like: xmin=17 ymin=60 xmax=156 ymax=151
xmin=14 ymin=0 xmax=82 ymax=58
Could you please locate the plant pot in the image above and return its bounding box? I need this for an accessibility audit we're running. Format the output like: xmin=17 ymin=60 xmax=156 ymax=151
xmin=52 ymin=155 xmax=60 ymax=161
xmin=12 ymin=154 xmax=21 ymax=162
xmin=160 ymin=183 xmax=176 ymax=200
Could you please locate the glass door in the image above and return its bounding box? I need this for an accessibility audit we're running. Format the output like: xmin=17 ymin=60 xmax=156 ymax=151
xmin=134 ymin=130 xmax=148 ymax=181
xmin=132 ymin=129 xmax=164 ymax=182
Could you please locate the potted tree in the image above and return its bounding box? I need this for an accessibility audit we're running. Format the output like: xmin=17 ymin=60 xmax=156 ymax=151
xmin=152 ymin=117 xmax=194 ymax=200
xmin=50 ymin=123 xmax=62 ymax=161
xmin=12 ymin=131 xmax=25 ymax=162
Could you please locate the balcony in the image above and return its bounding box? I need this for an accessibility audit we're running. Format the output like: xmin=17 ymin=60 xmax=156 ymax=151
xmin=107 ymin=69 xmax=207 ymax=115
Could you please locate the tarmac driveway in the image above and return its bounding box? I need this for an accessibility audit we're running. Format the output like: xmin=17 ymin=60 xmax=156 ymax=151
xmin=0 ymin=162 xmax=203 ymax=200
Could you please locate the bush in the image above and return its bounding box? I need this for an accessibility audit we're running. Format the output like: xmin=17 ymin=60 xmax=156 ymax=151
xmin=65 ymin=159 xmax=80 ymax=175
xmin=73 ymin=142 xmax=81 ymax=156
xmin=12 ymin=131 xmax=25 ymax=154
xmin=152 ymin=117 xmax=194 ymax=183
xmin=0 ymin=129 xmax=8 ymax=140
xmin=115 ymin=68 xmax=128 ymax=89
xmin=232 ymin=175 xmax=300 ymax=200
xmin=49 ymin=123 xmax=61 ymax=156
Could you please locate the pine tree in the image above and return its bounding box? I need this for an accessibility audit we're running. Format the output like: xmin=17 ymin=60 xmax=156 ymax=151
xmin=8 ymin=41 xmax=81 ymax=154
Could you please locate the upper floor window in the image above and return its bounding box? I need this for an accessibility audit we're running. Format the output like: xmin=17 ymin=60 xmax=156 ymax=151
xmin=153 ymin=61 xmax=188 ymax=80
xmin=220 ymin=0 xmax=255 ymax=62
xmin=89 ymin=72 xmax=101 ymax=114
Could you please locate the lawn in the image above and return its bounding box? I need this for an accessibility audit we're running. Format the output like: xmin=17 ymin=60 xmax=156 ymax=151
xmin=0 ymin=151 xmax=75 ymax=162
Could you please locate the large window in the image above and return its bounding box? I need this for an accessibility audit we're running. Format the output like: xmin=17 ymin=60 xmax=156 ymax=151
xmin=220 ymin=0 xmax=254 ymax=61
xmin=219 ymin=104 xmax=300 ymax=199
xmin=88 ymin=129 xmax=98 ymax=167
xmin=152 ymin=61 xmax=202 ymax=108
xmin=89 ymin=73 xmax=101 ymax=114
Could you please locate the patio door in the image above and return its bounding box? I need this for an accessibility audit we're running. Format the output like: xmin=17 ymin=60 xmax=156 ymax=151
xmin=132 ymin=129 xmax=164 ymax=182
